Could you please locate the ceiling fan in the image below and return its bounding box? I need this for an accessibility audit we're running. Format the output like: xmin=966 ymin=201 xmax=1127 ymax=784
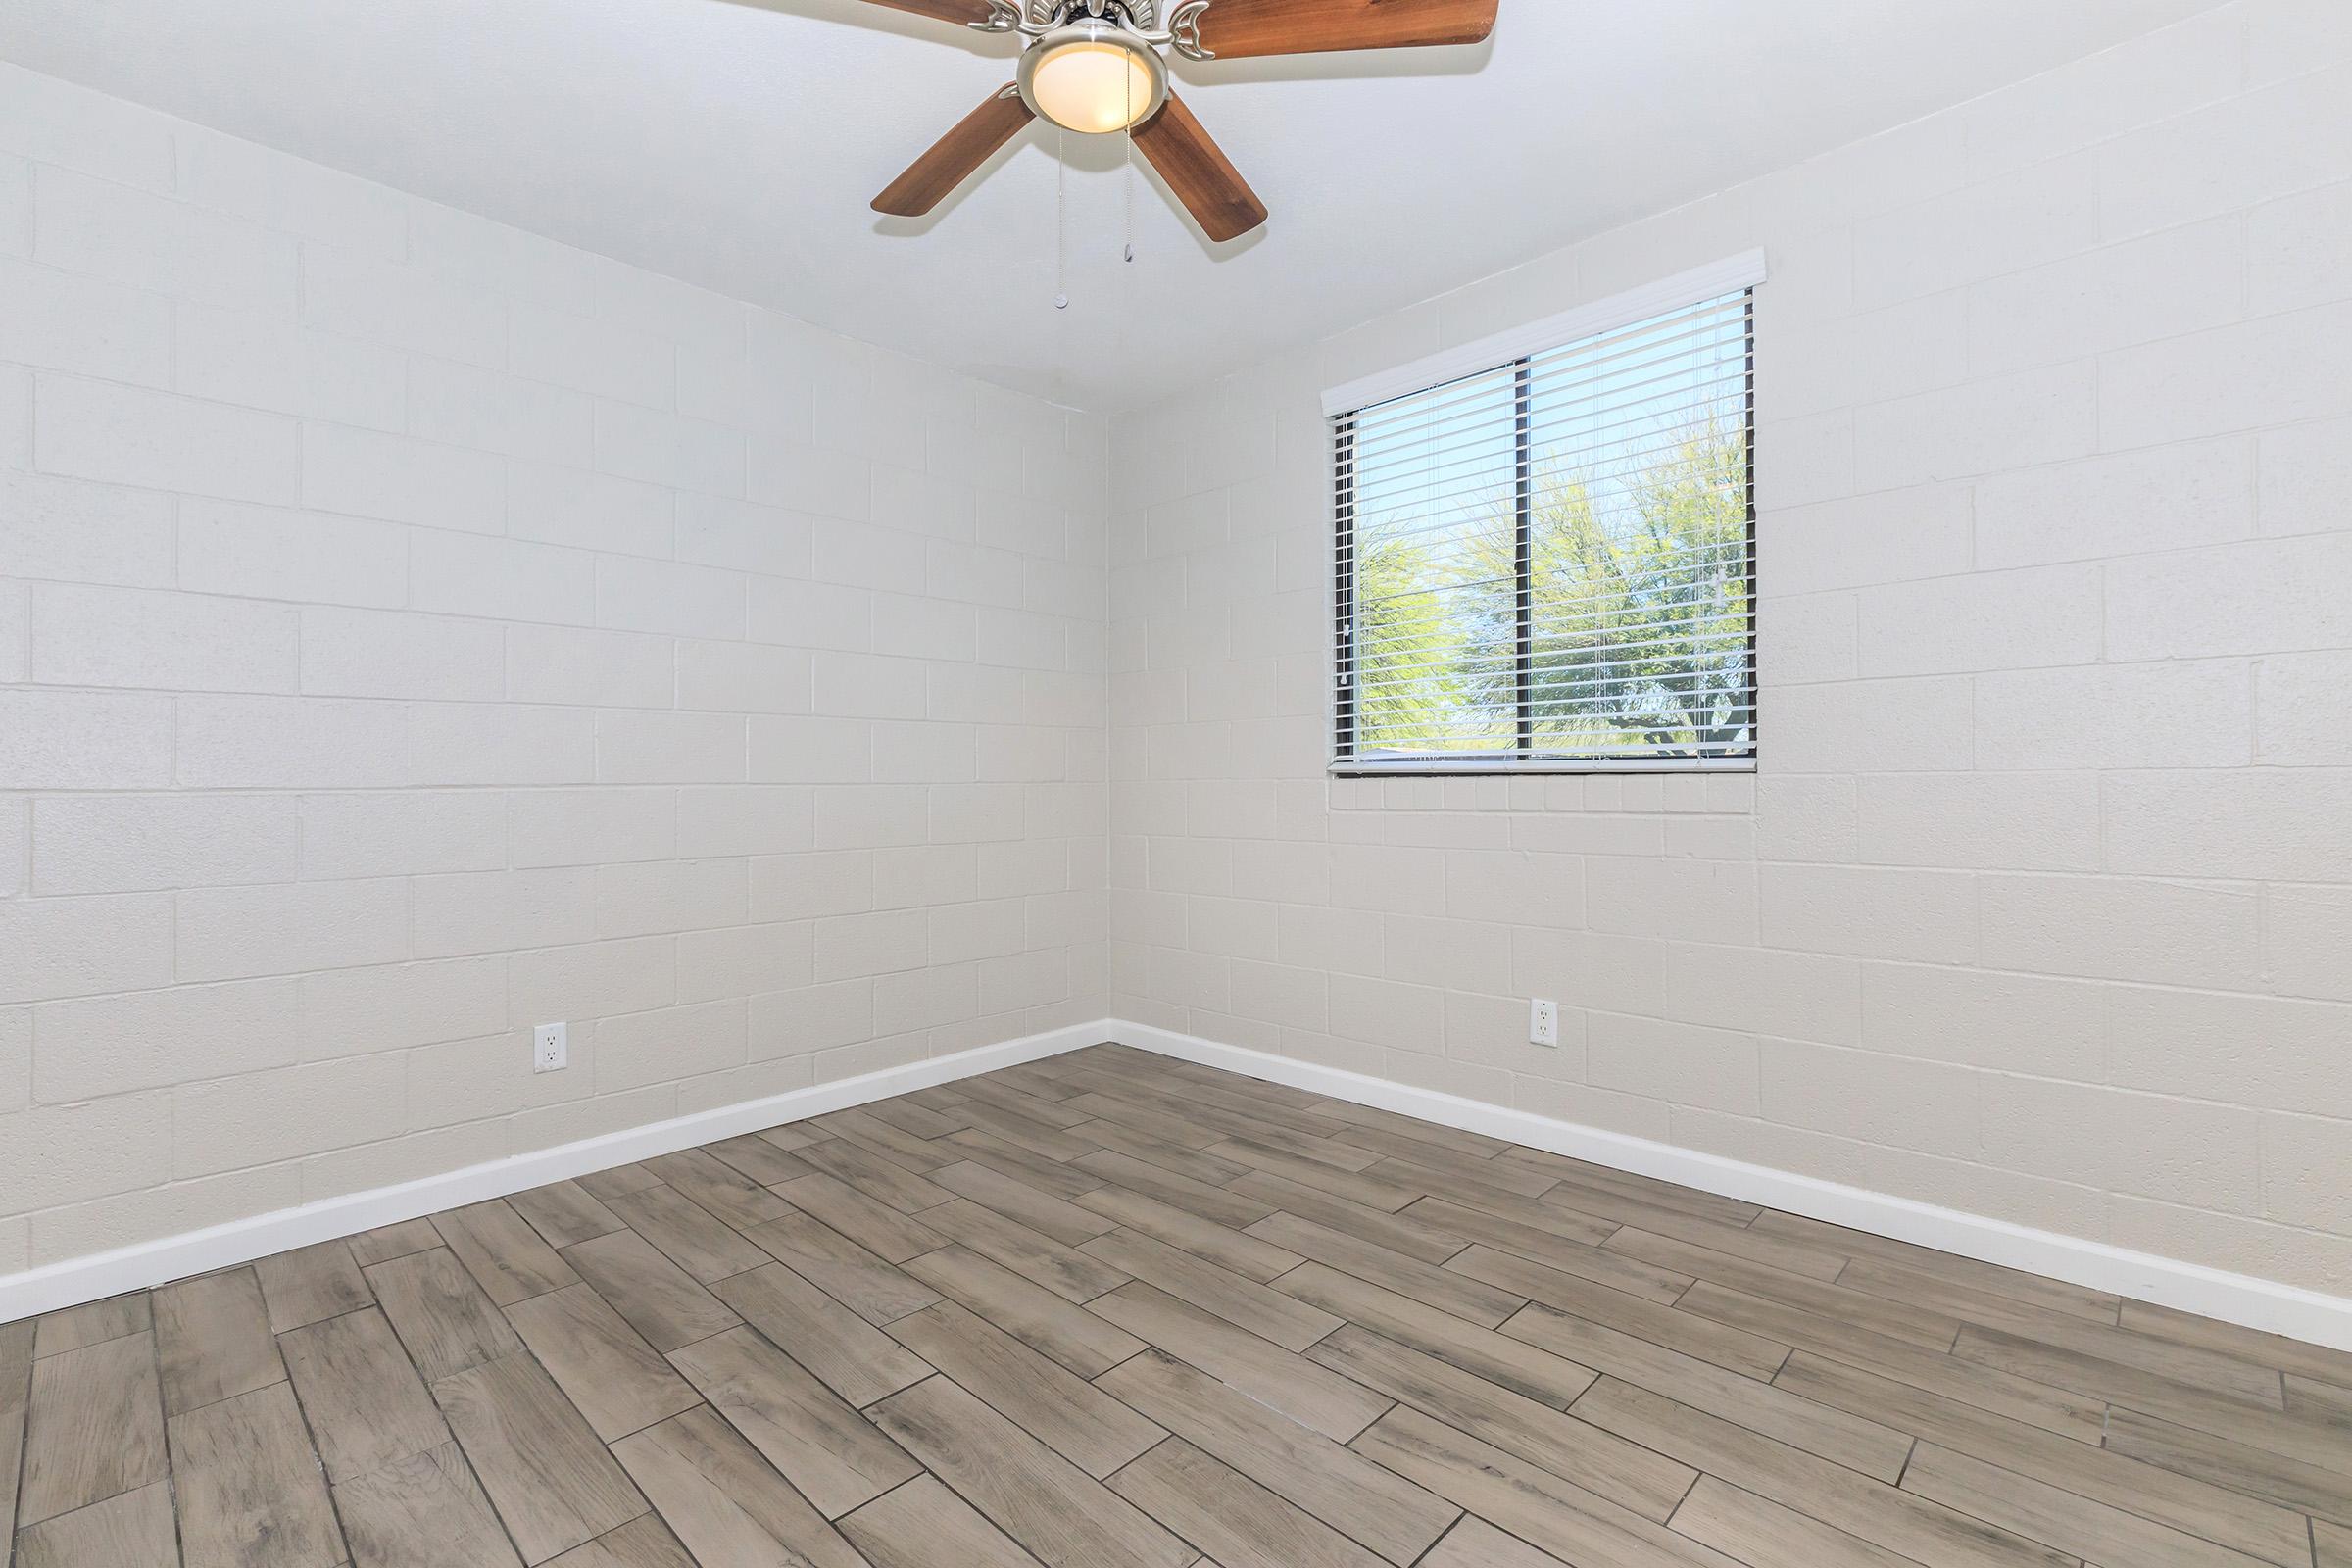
xmin=864 ymin=0 xmax=1501 ymax=242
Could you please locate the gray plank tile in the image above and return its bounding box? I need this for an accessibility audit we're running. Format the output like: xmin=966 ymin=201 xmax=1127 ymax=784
xmin=704 ymin=1132 xmax=816 ymax=1188
xmin=505 ymin=1284 xmax=700 ymax=1443
xmin=1350 ymin=1405 xmax=1744 ymax=1568
xmin=1106 ymin=1436 xmax=1389 ymax=1568
xmin=610 ymin=1405 xmax=863 ymax=1568
xmin=1777 ymin=1351 xmax=2313 ymax=1565
xmin=710 ymin=1262 xmax=933 ymax=1408
xmin=950 ymin=1099 xmax=1103 ymax=1163
xmin=2105 ymin=1403 xmax=2352 ymax=1528
xmin=1275 ymin=1263 xmax=1599 ymax=1410
xmin=1668 ymin=1476 xmax=1912 ymax=1568
xmin=1365 ymin=1151 xmax=1559 ymax=1204
xmin=838 ymin=1475 xmax=1048 ymax=1568
xmin=1606 ymin=1228 xmax=1963 ymax=1352
xmin=1902 ymin=1442 xmax=2278 ymax=1568
xmin=1942 ymin=1300 xmax=2286 ymax=1408
xmin=1308 ymin=1323 xmax=1691 ymax=1522
xmin=1418 ymin=1515 xmax=1578 ymax=1568
xmin=935 ymin=1198 xmax=1128 ymax=1303
xmin=1957 ymin=1326 xmax=2347 ymax=1469
xmin=540 ymin=1514 xmax=698 ymax=1568
xmin=1090 ymin=1282 xmax=1394 ymax=1443
xmin=331 ymin=1442 xmax=520 ymax=1568
xmin=669 ymin=1324 xmax=921 ymax=1519
xmin=18 ymin=1330 xmax=169 ymax=1527
xmin=602 ymin=1183 xmax=770 ymax=1283
xmin=1203 ymin=1140 xmax=1422 ymax=1212
xmin=1681 ymin=1281 xmax=2107 ymax=1440
xmin=169 ymin=1381 xmax=346 ymax=1568
xmin=1506 ymin=1302 xmax=1910 ymax=1482
xmin=813 ymin=1106 xmax=960 ymax=1169
xmin=155 ymin=1267 xmax=284 ymax=1415
xmin=941 ymin=1129 xmax=1110 ymax=1200
xmin=1080 ymin=1229 xmax=1339 ymax=1351
xmin=561 ymin=1229 xmax=741 ymax=1354
xmin=1074 ymin=1184 xmax=1305 ymax=1282
xmin=642 ymin=1148 xmax=795 ymax=1230
xmin=347 ymin=1219 xmax=445 ymax=1270
xmin=1451 ymin=1243 xmax=1788 ymax=1377
xmin=434 ymin=1200 xmax=580 ymax=1308
xmin=866 ymin=1374 xmax=1193 ymax=1568
xmin=31 ymin=1292 xmax=151 ymax=1358
xmin=930 ymin=1159 xmax=1116 ymax=1246
xmin=1233 ymin=1172 xmax=1469 ymax=1263
xmin=507 ymin=1181 xmax=626 ymax=1251
xmin=0 ymin=1319 xmax=30 ymax=1546
xmin=366 ymin=1248 xmax=526 ymax=1383
xmin=1072 ymin=1149 xmax=1274 ymax=1230
xmin=1406 ymin=1195 xmax=1688 ymax=1301
xmin=795 ymin=1142 xmax=950 ymax=1212
xmin=1250 ymin=1213 xmax=1525 ymax=1328
xmin=2122 ymin=1298 xmax=2352 ymax=1390
xmin=904 ymin=1245 xmax=1147 ymax=1377
xmin=743 ymin=1210 xmax=942 ymax=1325
xmin=279 ymin=1306 xmax=451 ymax=1483
xmin=885 ymin=1299 xmax=1163 ymax=1477
xmin=254 ymin=1241 xmax=375 ymax=1333
xmin=574 ymin=1163 xmax=664 ymax=1202
xmin=432 ymin=1352 xmax=647 ymax=1563
xmin=1572 ymin=1377 xmax=2071 ymax=1568
xmin=775 ymin=1172 xmax=950 ymax=1264
xmin=14 ymin=1480 xmax=181 ymax=1568
xmin=1099 ymin=1349 xmax=1458 ymax=1567
xmin=1063 ymin=1113 xmax=1254 ymax=1184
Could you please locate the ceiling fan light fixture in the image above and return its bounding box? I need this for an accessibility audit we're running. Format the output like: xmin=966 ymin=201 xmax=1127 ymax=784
xmin=1018 ymin=23 xmax=1167 ymax=134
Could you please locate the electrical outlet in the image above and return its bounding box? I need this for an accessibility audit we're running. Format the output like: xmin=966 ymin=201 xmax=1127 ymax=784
xmin=532 ymin=1022 xmax=568 ymax=1074
xmin=1529 ymin=999 xmax=1559 ymax=1048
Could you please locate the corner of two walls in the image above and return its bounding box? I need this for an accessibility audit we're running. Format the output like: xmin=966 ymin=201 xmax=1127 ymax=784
xmin=0 ymin=61 xmax=1113 ymax=1279
xmin=8 ymin=0 xmax=2352 ymax=1306
xmin=1107 ymin=0 xmax=2352 ymax=1301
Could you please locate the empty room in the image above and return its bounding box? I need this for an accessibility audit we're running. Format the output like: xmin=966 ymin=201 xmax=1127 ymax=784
xmin=2 ymin=0 xmax=2349 ymax=1563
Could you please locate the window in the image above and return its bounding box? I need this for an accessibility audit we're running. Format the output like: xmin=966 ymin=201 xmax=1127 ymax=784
xmin=1330 ymin=256 xmax=1762 ymax=774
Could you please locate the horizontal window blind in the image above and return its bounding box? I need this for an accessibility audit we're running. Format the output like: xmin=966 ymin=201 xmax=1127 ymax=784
xmin=1333 ymin=284 xmax=1757 ymax=773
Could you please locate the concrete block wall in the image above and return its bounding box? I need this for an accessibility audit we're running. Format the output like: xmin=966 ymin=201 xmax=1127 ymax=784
xmin=1106 ymin=0 xmax=2352 ymax=1295
xmin=0 ymin=63 xmax=1109 ymax=1275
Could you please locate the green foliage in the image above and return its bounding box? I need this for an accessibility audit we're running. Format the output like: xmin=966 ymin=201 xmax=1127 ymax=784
xmin=1349 ymin=421 xmax=1752 ymax=760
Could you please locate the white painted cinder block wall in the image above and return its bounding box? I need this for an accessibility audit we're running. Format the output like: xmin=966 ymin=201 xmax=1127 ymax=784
xmin=1109 ymin=0 xmax=2352 ymax=1298
xmin=5 ymin=0 xmax=2350 ymax=1301
xmin=0 ymin=64 xmax=1112 ymax=1274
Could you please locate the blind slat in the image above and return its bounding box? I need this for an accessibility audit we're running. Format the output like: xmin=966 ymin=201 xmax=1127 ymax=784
xmin=1335 ymin=286 xmax=1756 ymax=772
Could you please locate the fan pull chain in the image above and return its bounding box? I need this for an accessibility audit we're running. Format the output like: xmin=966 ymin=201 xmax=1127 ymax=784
xmin=1054 ymin=124 xmax=1069 ymax=310
xmin=1122 ymin=66 xmax=1136 ymax=263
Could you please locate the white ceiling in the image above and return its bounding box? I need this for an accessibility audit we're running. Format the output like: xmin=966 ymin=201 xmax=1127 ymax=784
xmin=0 ymin=0 xmax=2218 ymax=411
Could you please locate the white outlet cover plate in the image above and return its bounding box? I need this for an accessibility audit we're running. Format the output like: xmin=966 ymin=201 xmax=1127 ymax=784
xmin=1530 ymin=1000 xmax=1559 ymax=1048
xmin=533 ymin=1022 xmax=568 ymax=1073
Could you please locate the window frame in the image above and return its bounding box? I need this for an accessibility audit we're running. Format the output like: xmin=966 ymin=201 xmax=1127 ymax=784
xmin=1327 ymin=254 xmax=1765 ymax=777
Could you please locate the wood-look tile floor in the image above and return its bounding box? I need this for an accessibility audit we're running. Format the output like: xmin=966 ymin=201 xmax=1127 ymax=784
xmin=6 ymin=1043 xmax=2349 ymax=1568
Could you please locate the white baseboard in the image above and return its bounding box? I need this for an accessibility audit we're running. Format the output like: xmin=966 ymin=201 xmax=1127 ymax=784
xmin=12 ymin=1013 xmax=2350 ymax=1357
xmin=1117 ymin=1021 xmax=2352 ymax=1355
xmin=0 ymin=1019 xmax=1113 ymax=1325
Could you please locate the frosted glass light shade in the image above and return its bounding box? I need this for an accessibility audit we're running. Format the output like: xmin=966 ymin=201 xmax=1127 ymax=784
xmin=1020 ymin=27 xmax=1165 ymax=134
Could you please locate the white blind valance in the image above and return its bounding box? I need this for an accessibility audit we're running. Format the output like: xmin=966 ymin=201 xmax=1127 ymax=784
xmin=1331 ymin=258 xmax=1761 ymax=773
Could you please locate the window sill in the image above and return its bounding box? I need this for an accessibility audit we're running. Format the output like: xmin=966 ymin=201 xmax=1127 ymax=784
xmin=1330 ymin=757 xmax=1757 ymax=777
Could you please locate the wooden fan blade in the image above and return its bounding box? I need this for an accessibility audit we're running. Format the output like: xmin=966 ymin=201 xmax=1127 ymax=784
xmin=872 ymin=89 xmax=1036 ymax=218
xmin=1133 ymin=93 xmax=1268 ymax=243
xmin=1191 ymin=0 xmax=1498 ymax=59
xmin=855 ymin=0 xmax=999 ymax=24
